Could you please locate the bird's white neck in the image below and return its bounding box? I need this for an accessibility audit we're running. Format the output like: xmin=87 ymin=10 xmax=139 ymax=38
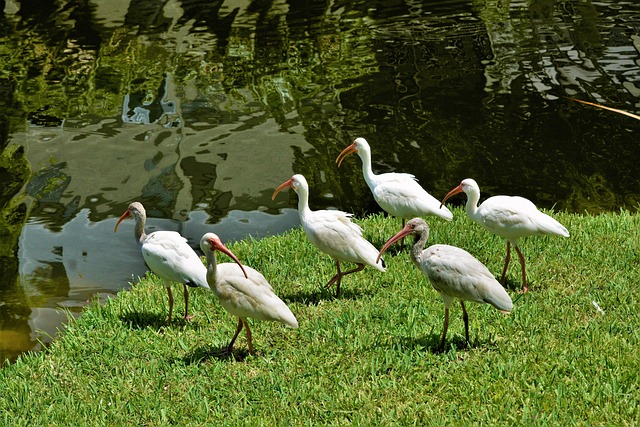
xmin=358 ymin=150 xmax=377 ymax=190
xmin=464 ymin=188 xmax=482 ymax=221
xmin=296 ymin=186 xmax=313 ymax=220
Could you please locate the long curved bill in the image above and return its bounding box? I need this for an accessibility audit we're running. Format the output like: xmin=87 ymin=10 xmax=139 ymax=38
xmin=271 ymin=178 xmax=293 ymax=201
xmin=210 ymin=238 xmax=249 ymax=279
xmin=376 ymin=224 xmax=414 ymax=263
xmin=440 ymin=184 xmax=463 ymax=209
xmin=335 ymin=143 xmax=357 ymax=168
xmin=114 ymin=210 xmax=131 ymax=233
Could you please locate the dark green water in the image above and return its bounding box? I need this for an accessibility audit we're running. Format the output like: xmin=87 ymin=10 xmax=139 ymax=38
xmin=1 ymin=0 xmax=639 ymax=363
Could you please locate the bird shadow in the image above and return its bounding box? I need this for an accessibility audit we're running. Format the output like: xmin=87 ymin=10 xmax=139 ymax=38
xmin=118 ymin=311 xmax=190 ymax=330
xmin=393 ymin=333 xmax=493 ymax=355
xmin=279 ymin=286 xmax=373 ymax=306
xmin=394 ymin=333 xmax=446 ymax=354
xmin=500 ymin=277 xmax=529 ymax=296
xmin=178 ymin=345 xmax=250 ymax=364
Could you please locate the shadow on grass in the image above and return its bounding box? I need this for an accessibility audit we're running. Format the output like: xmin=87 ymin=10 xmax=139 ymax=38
xmin=279 ymin=286 xmax=373 ymax=306
xmin=395 ymin=333 xmax=497 ymax=355
xmin=179 ymin=345 xmax=250 ymax=364
xmin=118 ymin=311 xmax=190 ymax=330
xmin=395 ymin=333 xmax=445 ymax=354
xmin=501 ymin=277 xmax=523 ymax=293
xmin=499 ymin=277 xmax=534 ymax=304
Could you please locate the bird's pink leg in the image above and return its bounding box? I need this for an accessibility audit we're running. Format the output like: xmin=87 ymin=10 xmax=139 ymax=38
xmin=439 ymin=307 xmax=450 ymax=351
xmin=166 ymin=286 xmax=174 ymax=324
xmin=339 ymin=264 xmax=366 ymax=279
xmin=244 ymin=319 xmax=253 ymax=355
xmin=500 ymin=241 xmax=512 ymax=284
xmin=226 ymin=318 xmax=244 ymax=354
xmin=325 ymin=261 xmax=343 ymax=289
xmin=326 ymin=262 xmax=365 ymax=296
xmin=183 ymin=284 xmax=194 ymax=321
xmin=514 ymin=244 xmax=529 ymax=293
xmin=460 ymin=301 xmax=469 ymax=346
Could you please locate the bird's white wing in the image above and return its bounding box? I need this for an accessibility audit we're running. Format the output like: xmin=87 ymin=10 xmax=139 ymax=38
xmin=303 ymin=210 xmax=384 ymax=270
xmin=141 ymin=231 xmax=208 ymax=288
xmin=214 ymin=264 xmax=298 ymax=327
xmin=372 ymin=174 xmax=453 ymax=220
xmin=306 ymin=209 xmax=363 ymax=236
xmin=372 ymin=174 xmax=421 ymax=205
xmin=376 ymin=172 xmax=417 ymax=183
xmin=422 ymin=244 xmax=512 ymax=312
xmin=217 ymin=263 xmax=273 ymax=291
xmin=479 ymin=196 xmax=567 ymax=239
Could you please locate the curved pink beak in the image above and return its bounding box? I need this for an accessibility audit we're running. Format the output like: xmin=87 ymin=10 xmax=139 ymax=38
xmin=114 ymin=209 xmax=131 ymax=233
xmin=336 ymin=143 xmax=357 ymax=168
xmin=376 ymin=223 xmax=415 ymax=264
xmin=271 ymin=178 xmax=293 ymax=201
xmin=208 ymin=237 xmax=249 ymax=279
xmin=440 ymin=184 xmax=464 ymax=209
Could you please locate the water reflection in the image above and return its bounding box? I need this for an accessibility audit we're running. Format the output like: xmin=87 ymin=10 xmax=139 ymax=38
xmin=1 ymin=0 xmax=640 ymax=363
xmin=122 ymin=74 xmax=181 ymax=126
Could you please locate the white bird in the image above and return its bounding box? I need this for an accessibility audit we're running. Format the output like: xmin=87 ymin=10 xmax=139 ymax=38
xmin=336 ymin=137 xmax=453 ymax=227
xmin=200 ymin=232 xmax=298 ymax=355
xmin=271 ymin=174 xmax=386 ymax=297
xmin=440 ymin=178 xmax=570 ymax=293
xmin=114 ymin=202 xmax=209 ymax=323
xmin=377 ymin=218 xmax=513 ymax=351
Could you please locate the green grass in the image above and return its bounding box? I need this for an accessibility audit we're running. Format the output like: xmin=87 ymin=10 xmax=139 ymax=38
xmin=1 ymin=208 xmax=639 ymax=426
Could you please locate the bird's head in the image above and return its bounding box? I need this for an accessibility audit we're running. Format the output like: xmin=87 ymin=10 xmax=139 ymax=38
xmin=459 ymin=178 xmax=479 ymax=193
xmin=272 ymin=174 xmax=308 ymax=200
xmin=199 ymin=232 xmax=248 ymax=279
xmin=114 ymin=202 xmax=145 ymax=233
xmin=336 ymin=137 xmax=370 ymax=167
xmin=440 ymin=178 xmax=479 ymax=208
xmin=377 ymin=218 xmax=429 ymax=263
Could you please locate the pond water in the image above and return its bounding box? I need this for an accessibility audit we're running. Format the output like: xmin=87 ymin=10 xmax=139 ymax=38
xmin=1 ymin=0 xmax=639 ymax=363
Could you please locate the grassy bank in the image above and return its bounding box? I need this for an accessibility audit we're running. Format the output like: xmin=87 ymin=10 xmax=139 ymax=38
xmin=1 ymin=208 xmax=639 ymax=426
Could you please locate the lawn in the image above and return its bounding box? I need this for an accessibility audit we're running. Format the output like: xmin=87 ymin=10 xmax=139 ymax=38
xmin=1 ymin=208 xmax=638 ymax=426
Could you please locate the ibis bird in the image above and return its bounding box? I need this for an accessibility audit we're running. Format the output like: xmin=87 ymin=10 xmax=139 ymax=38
xmin=114 ymin=202 xmax=209 ymax=323
xmin=200 ymin=232 xmax=298 ymax=355
xmin=377 ymin=218 xmax=513 ymax=351
xmin=336 ymin=137 xmax=453 ymax=227
xmin=271 ymin=174 xmax=385 ymax=297
xmin=440 ymin=178 xmax=570 ymax=293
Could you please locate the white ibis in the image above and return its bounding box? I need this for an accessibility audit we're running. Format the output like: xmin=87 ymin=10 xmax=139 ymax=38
xmin=271 ymin=174 xmax=385 ymax=297
xmin=440 ymin=178 xmax=570 ymax=293
xmin=114 ymin=202 xmax=209 ymax=323
xmin=336 ymin=137 xmax=453 ymax=227
xmin=199 ymin=232 xmax=298 ymax=355
xmin=377 ymin=218 xmax=513 ymax=351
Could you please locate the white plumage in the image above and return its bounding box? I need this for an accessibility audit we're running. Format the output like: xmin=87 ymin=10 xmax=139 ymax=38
xmin=200 ymin=232 xmax=298 ymax=355
xmin=441 ymin=178 xmax=570 ymax=292
xmin=378 ymin=218 xmax=512 ymax=350
xmin=114 ymin=202 xmax=209 ymax=323
xmin=272 ymin=174 xmax=385 ymax=296
xmin=336 ymin=137 xmax=453 ymax=226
